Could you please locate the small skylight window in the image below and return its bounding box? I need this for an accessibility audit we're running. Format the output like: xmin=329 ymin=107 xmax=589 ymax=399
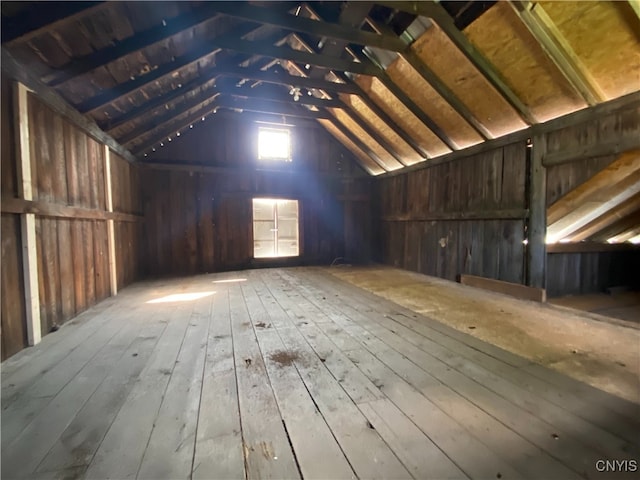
xmin=258 ymin=127 xmax=291 ymax=161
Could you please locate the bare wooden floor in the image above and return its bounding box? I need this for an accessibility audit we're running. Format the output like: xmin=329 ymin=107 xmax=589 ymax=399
xmin=2 ymin=268 xmax=639 ymax=480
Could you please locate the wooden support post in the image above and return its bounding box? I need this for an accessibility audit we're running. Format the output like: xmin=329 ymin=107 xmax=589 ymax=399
xmin=527 ymin=134 xmax=547 ymax=288
xmin=104 ymin=145 xmax=118 ymax=296
xmin=14 ymin=81 xmax=41 ymax=345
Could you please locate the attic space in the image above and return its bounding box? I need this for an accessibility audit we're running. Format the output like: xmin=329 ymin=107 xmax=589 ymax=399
xmin=1 ymin=1 xmax=639 ymax=479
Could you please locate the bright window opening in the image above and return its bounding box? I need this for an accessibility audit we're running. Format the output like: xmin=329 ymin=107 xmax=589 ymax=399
xmin=253 ymin=198 xmax=299 ymax=258
xmin=258 ymin=127 xmax=291 ymax=161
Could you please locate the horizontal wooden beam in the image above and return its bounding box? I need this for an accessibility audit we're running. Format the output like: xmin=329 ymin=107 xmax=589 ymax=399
xmin=1 ymin=197 xmax=143 ymax=222
xmin=543 ymin=136 xmax=640 ymax=167
xmin=1 ymin=47 xmax=137 ymax=163
xmin=139 ymin=162 xmax=365 ymax=179
xmin=42 ymin=5 xmax=222 ymax=86
xmin=547 ymin=242 xmax=640 ymax=254
xmin=2 ymin=1 xmax=107 ymax=44
xmin=459 ymin=274 xmax=547 ymax=302
xmin=131 ymin=95 xmax=331 ymax=155
xmin=220 ymin=65 xmax=362 ymax=94
xmin=208 ymin=1 xmax=406 ymax=51
xmin=104 ymin=64 xmax=360 ymax=133
xmin=219 ymin=83 xmax=342 ymax=109
xmin=378 ymin=1 xmax=537 ymax=125
xmin=509 ymin=1 xmax=606 ymax=106
xmin=382 ymin=208 xmax=529 ymax=222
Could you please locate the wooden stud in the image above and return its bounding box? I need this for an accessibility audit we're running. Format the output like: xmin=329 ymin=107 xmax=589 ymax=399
xmin=509 ymin=1 xmax=606 ymax=106
xmin=103 ymin=146 xmax=118 ymax=296
xmin=13 ymin=81 xmax=41 ymax=346
xmin=527 ymin=133 xmax=547 ymax=288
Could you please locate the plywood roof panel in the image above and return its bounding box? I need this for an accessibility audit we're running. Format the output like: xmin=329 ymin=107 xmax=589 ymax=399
xmin=339 ymin=93 xmax=424 ymax=165
xmin=411 ymin=23 xmax=529 ymax=137
xmin=385 ymin=57 xmax=483 ymax=149
xmin=464 ymin=2 xmax=587 ymax=122
xmin=540 ymin=1 xmax=640 ymax=100
xmin=317 ymin=119 xmax=384 ymax=175
xmin=328 ymin=107 xmax=404 ymax=171
xmin=355 ymin=75 xmax=452 ymax=157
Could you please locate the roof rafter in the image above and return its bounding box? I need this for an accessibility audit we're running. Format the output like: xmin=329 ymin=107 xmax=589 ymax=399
xmin=2 ymin=1 xmax=108 ymax=44
xmin=325 ymin=118 xmax=391 ymax=172
xmin=509 ymin=1 xmax=606 ymax=106
xmin=131 ymin=95 xmax=331 ymax=155
xmin=42 ymin=4 xmax=224 ymax=87
xmin=76 ymin=23 xmax=267 ymax=114
xmin=365 ymin=17 xmax=492 ymax=140
xmin=378 ymin=0 xmax=537 ymax=125
xmin=207 ymin=1 xmax=406 ymax=52
xmin=104 ymin=64 xmax=358 ymax=133
xmin=119 ymin=89 xmax=221 ymax=146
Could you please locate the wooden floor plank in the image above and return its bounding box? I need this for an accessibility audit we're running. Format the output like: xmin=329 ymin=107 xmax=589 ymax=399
xmin=1 ymin=301 xmax=148 ymax=478
xmin=254 ymin=272 xmax=414 ymax=480
xmin=297 ymin=270 xmax=639 ymax=466
xmin=2 ymin=268 xmax=638 ymax=480
xmin=135 ymin=291 xmax=212 ymax=479
xmin=35 ymin=308 xmax=170 ymax=473
xmin=242 ymin=281 xmax=356 ymax=479
xmin=227 ymin=284 xmax=301 ymax=480
xmin=83 ymin=297 xmax=197 ymax=479
xmin=192 ymin=289 xmax=245 ymax=480
xmin=303 ymin=269 xmax=640 ymax=446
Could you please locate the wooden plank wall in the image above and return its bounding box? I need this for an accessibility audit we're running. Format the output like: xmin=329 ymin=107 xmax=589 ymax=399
xmin=547 ymin=250 xmax=640 ymax=297
xmin=376 ymin=142 xmax=528 ymax=283
xmin=0 ymin=77 xmax=143 ymax=360
xmin=142 ymin=115 xmax=371 ymax=276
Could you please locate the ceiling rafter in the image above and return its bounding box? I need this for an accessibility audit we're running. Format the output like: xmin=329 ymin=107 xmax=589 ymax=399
xmin=104 ymin=64 xmax=359 ymax=133
xmin=217 ymin=82 xmax=342 ymax=109
xmin=377 ymin=0 xmax=537 ymax=125
xmin=351 ymin=48 xmax=459 ymax=151
xmin=206 ymin=1 xmax=407 ymax=52
xmin=325 ymin=118 xmax=391 ymax=172
xmin=2 ymin=1 xmax=108 ymax=44
xmin=509 ymin=1 xmax=606 ymax=106
xmin=329 ymin=106 xmax=408 ymax=167
xmin=119 ymin=89 xmax=221 ymax=146
xmin=131 ymin=95 xmax=331 ymax=155
xmin=365 ymin=17 xmax=492 ymax=141
xmin=42 ymin=5 xmax=224 ymax=87
xmin=296 ymin=4 xmax=439 ymax=161
xmin=76 ymin=23 xmax=269 ymax=114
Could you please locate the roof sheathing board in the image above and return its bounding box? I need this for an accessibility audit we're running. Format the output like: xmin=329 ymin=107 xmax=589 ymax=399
xmin=540 ymin=0 xmax=640 ymax=100
xmin=463 ymin=2 xmax=587 ymax=123
xmin=339 ymin=93 xmax=424 ymax=165
xmin=384 ymin=58 xmax=483 ymax=149
xmin=317 ymin=119 xmax=385 ymax=175
xmin=411 ymin=22 xmax=529 ymax=137
xmin=328 ymin=107 xmax=404 ymax=171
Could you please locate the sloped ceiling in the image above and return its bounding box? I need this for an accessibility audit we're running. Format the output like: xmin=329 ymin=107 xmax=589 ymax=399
xmin=2 ymin=1 xmax=639 ymax=243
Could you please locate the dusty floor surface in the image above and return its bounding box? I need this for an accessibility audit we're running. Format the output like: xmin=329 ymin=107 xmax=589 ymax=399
xmin=327 ymin=265 xmax=640 ymax=404
xmin=550 ymin=291 xmax=640 ymax=324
